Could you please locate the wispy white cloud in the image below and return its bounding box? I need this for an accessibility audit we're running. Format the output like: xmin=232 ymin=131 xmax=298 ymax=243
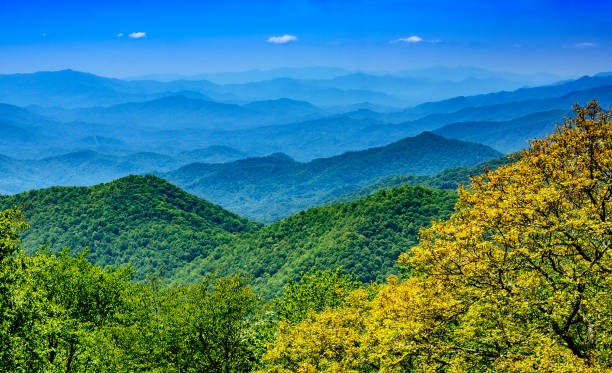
xmin=575 ymin=41 xmax=596 ymax=48
xmin=129 ymin=32 xmax=146 ymax=39
xmin=267 ymin=34 xmax=297 ymax=44
xmin=117 ymin=33 xmax=124 ymax=37
xmin=395 ymin=35 xmax=423 ymax=43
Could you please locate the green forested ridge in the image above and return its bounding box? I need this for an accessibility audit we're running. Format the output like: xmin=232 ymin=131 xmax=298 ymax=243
xmin=175 ymin=184 xmax=456 ymax=295
xmin=0 ymin=173 xmax=456 ymax=295
xmin=0 ymin=175 xmax=260 ymax=280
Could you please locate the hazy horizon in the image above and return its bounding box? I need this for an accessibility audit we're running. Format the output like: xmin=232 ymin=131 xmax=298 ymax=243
xmin=1 ymin=0 xmax=610 ymax=77
xmin=0 ymin=65 xmax=578 ymax=82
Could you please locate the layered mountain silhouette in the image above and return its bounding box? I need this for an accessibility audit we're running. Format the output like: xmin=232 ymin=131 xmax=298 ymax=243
xmin=162 ymin=132 xmax=501 ymax=221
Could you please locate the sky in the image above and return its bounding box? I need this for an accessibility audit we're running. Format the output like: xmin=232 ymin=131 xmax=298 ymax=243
xmin=0 ymin=0 xmax=610 ymax=77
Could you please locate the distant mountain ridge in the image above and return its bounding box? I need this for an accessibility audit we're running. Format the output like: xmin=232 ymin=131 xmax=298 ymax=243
xmin=199 ymin=115 xmax=388 ymax=161
xmin=162 ymin=131 xmax=502 ymax=221
xmin=2 ymin=69 xmax=612 ymax=167
xmin=0 ymin=67 xmax=568 ymax=109
xmin=0 ymin=69 xmax=396 ymax=108
xmin=30 ymin=95 xmax=326 ymax=130
xmin=342 ymin=85 xmax=612 ymax=150
xmin=434 ymin=109 xmax=568 ymax=153
xmin=403 ymin=74 xmax=612 ymax=118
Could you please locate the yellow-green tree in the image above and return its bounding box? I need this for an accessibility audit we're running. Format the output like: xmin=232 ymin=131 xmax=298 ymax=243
xmin=263 ymin=101 xmax=612 ymax=372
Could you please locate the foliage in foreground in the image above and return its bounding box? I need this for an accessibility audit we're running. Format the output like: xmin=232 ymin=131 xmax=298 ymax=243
xmin=0 ymin=218 xmax=268 ymax=372
xmin=263 ymin=101 xmax=612 ymax=371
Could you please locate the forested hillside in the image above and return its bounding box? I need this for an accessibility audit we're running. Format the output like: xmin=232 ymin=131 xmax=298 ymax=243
xmin=263 ymin=101 xmax=612 ymax=372
xmin=0 ymin=173 xmax=456 ymax=294
xmin=0 ymin=175 xmax=260 ymax=280
xmin=433 ymin=109 xmax=566 ymax=152
xmin=176 ymin=185 xmax=457 ymax=294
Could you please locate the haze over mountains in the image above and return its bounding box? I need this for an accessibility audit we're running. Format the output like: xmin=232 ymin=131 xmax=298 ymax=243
xmin=0 ymin=146 xmax=247 ymax=195
xmin=1 ymin=66 xmax=611 ymax=222
xmin=162 ymin=132 xmax=501 ymax=221
xmin=0 ymin=66 xmax=568 ymax=109
xmin=130 ymin=66 xmax=559 ymax=86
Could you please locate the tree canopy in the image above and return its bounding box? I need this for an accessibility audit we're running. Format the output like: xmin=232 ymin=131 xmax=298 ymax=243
xmin=263 ymin=101 xmax=612 ymax=371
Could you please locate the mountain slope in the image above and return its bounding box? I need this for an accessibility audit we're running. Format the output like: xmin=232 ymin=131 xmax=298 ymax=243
xmin=242 ymin=98 xmax=323 ymax=122
xmin=175 ymin=184 xmax=457 ymax=295
xmin=203 ymin=116 xmax=388 ymax=161
xmin=353 ymin=85 xmax=612 ymax=143
xmin=163 ymin=132 xmax=501 ymax=221
xmin=218 ymin=77 xmax=399 ymax=106
xmin=33 ymin=95 xmax=326 ymax=130
xmin=176 ymin=146 xmax=248 ymax=164
xmin=303 ymin=72 xmax=543 ymax=105
xmin=433 ymin=109 xmax=567 ymax=153
xmin=0 ymin=70 xmax=398 ymax=108
xmin=0 ymin=70 xmax=222 ymax=107
xmin=406 ymin=74 xmax=612 ymax=117
xmin=344 ymin=75 xmax=612 ymax=125
xmin=0 ymin=174 xmax=457 ymax=297
xmin=65 ymin=95 xmax=257 ymax=129
xmin=0 ymin=175 xmax=260 ymax=280
xmin=0 ymin=103 xmax=78 ymax=158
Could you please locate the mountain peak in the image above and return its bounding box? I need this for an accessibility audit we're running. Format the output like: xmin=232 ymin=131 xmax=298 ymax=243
xmin=267 ymin=152 xmax=295 ymax=161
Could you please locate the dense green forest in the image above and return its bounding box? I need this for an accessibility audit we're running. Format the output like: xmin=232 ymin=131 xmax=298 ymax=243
xmin=3 ymin=3 xmax=612 ymax=368
xmin=0 ymin=175 xmax=456 ymax=294
xmin=0 ymin=175 xmax=260 ymax=280
xmin=176 ymin=185 xmax=456 ymax=294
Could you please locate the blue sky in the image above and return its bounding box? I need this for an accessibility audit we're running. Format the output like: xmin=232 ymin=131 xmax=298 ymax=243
xmin=0 ymin=0 xmax=610 ymax=77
